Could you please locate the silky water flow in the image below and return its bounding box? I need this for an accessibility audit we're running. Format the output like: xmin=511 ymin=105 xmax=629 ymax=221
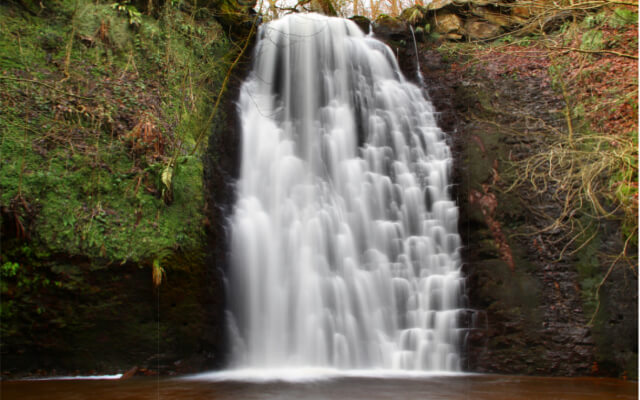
xmin=228 ymin=13 xmax=468 ymax=372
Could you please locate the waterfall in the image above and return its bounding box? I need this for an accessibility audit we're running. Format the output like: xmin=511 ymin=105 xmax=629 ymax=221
xmin=409 ymin=26 xmax=425 ymax=85
xmin=228 ymin=13 xmax=464 ymax=372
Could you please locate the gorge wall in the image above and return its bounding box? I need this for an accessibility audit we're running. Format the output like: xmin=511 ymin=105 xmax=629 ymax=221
xmin=374 ymin=3 xmax=637 ymax=377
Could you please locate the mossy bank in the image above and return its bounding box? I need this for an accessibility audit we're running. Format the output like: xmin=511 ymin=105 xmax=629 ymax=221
xmin=0 ymin=0 xmax=253 ymax=377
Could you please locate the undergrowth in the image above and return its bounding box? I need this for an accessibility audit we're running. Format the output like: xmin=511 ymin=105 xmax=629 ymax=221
xmin=521 ymin=5 xmax=638 ymax=260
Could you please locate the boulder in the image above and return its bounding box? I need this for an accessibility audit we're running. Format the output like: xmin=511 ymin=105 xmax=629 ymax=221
xmin=373 ymin=14 xmax=409 ymax=40
xmin=465 ymin=19 xmax=502 ymax=39
xmin=470 ymin=6 xmax=527 ymax=27
xmin=433 ymin=11 xmax=463 ymax=34
xmin=400 ymin=5 xmax=428 ymax=26
xmin=349 ymin=15 xmax=372 ymax=34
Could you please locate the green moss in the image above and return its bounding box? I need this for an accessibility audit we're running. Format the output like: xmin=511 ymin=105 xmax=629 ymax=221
xmin=0 ymin=1 xmax=233 ymax=265
xmin=609 ymin=8 xmax=638 ymax=29
xmin=580 ymin=30 xmax=604 ymax=51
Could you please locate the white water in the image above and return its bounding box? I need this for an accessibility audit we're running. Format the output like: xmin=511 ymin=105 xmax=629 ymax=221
xmin=24 ymin=374 xmax=123 ymax=380
xmin=186 ymin=368 xmax=469 ymax=383
xmin=228 ymin=13 xmax=465 ymax=372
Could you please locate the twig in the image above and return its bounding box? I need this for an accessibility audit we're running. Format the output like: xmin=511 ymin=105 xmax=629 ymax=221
xmin=558 ymin=47 xmax=638 ymax=59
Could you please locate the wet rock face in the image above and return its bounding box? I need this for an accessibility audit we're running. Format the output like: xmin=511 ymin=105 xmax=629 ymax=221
xmin=349 ymin=15 xmax=372 ymax=34
xmin=391 ymin=39 xmax=637 ymax=378
xmin=0 ymin=254 xmax=220 ymax=377
xmin=201 ymin=34 xmax=257 ymax=370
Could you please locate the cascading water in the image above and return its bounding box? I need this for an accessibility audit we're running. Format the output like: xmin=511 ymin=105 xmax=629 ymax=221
xmin=228 ymin=13 xmax=465 ymax=372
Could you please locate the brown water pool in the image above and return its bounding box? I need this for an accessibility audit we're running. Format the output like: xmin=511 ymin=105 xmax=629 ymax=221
xmin=2 ymin=374 xmax=637 ymax=400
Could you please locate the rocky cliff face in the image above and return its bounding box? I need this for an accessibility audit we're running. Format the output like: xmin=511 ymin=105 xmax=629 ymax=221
xmin=201 ymin=32 xmax=257 ymax=371
xmin=382 ymin=20 xmax=637 ymax=378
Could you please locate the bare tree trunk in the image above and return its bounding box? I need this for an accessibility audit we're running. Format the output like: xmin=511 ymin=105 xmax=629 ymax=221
xmin=268 ymin=0 xmax=278 ymax=18
xmin=390 ymin=0 xmax=398 ymax=16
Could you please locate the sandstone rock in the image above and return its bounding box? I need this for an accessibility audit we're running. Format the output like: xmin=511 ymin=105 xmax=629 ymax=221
xmin=471 ymin=6 xmax=528 ymax=27
xmin=445 ymin=32 xmax=464 ymax=40
xmin=465 ymin=19 xmax=502 ymax=40
xmin=426 ymin=0 xmax=454 ymax=11
xmin=433 ymin=11 xmax=463 ymax=34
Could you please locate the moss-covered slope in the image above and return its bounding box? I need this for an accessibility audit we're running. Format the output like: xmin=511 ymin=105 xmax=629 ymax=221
xmin=0 ymin=0 xmax=240 ymax=376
